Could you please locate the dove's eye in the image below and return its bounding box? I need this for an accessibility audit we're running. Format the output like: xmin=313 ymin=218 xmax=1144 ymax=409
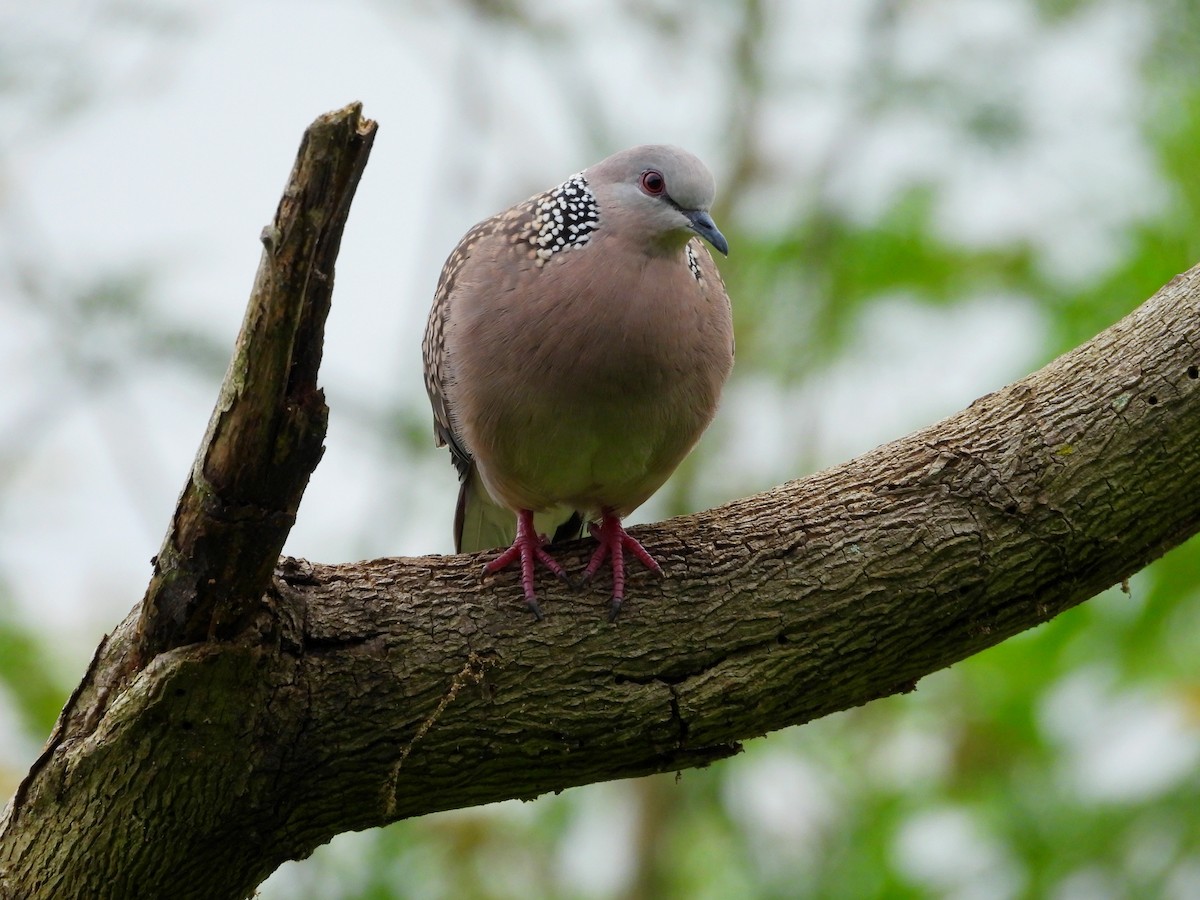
xmin=639 ymin=170 xmax=666 ymax=196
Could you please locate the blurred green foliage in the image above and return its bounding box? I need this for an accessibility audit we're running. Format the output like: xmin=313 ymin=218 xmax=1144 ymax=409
xmin=2 ymin=1 xmax=1198 ymax=898
xmin=0 ymin=580 xmax=69 ymax=737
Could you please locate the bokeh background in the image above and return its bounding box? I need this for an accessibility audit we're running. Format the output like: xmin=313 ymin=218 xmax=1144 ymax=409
xmin=3 ymin=1 xmax=1200 ymax=897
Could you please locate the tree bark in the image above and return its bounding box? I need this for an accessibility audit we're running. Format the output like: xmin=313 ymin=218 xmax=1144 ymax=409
xmin=1 ymin=103 xmax=1199 ymax=899
xmin=135 ymin=100 xmax=373 ymax=661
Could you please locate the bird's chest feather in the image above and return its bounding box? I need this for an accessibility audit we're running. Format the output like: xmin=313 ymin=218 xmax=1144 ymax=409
xmin=456 ymin=252 xmax=716 ymax=416
xmin=446 ymin=245 xmax=730 ymax=509
xmin=520 ymin=250 xmax=713 ymax=386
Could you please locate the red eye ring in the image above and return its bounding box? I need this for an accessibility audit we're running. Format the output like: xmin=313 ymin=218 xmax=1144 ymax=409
xmin=639 ymin=169 xmax=666 ymax=196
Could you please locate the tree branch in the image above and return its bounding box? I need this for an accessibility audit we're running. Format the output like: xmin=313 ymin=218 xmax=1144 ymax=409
xmin=136 ymin=100 xmax=374 ymax=659
xmin=1 ymin=102 xmax=1199 ymax=898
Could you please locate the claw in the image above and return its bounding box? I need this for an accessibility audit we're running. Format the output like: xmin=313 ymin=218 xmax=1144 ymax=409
xmin=481 ymin=509 xmax=568 ymax=617
xmin=582 ymin=511 xmax=663 ymax=620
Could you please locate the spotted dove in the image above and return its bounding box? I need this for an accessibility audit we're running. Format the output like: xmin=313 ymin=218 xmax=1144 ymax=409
xmin=422 ymin=145 xmax=734 ymax=619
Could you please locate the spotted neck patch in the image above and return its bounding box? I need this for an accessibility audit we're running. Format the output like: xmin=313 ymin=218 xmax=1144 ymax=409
xmin=521 ymin=173 xmax=600 ymax=266
xmin=686 ymin=242 xmax=703 ymax=282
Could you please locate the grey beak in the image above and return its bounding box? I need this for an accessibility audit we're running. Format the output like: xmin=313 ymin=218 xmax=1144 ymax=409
xmin=685 ymin=210 xmax=729 ymax=256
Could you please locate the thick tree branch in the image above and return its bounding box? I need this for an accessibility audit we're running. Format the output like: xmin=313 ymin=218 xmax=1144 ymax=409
xmin=1 ymin=102 xmax=1199 ymax=898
